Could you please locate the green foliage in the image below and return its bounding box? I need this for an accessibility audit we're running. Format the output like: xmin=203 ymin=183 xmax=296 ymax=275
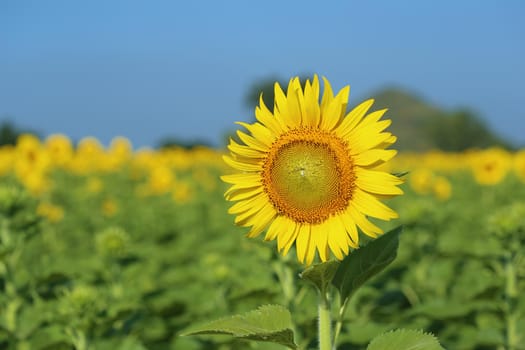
xmin=0 ymin=184 xmax=42 ymax=348
xmin=182 ymin=304 xmax=297 ymax=349
xmin=299 ymin=260 xmax=340 ymax=294
xmin=487 ymin=201 xmax=525 ymax=240
xmin=332 ymin=227 xmax=401 ymax=302
xmin=367 ymin=329 xmax=444 ymax=350
xmin=1 ymin=162 xmax=524 ymax=349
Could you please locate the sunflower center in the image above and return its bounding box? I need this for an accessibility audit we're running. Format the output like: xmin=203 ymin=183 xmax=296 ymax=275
xmin=262 ymin=128 xmax=356 ymax=224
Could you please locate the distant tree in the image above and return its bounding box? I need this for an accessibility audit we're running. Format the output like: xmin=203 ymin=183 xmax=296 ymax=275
xmin=426 ymin=109 xmax=512 ymax=151
xmin=0 ymin=119 xmax=40 ymax=146
xmin=156 ymin=136 xmax=211 ymax=149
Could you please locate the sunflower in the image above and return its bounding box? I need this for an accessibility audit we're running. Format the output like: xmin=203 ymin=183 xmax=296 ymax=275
xmin=470 ymin=148 xmax=511 ymax=185
xmin=222 ymin=76 xmax=403 ymax=264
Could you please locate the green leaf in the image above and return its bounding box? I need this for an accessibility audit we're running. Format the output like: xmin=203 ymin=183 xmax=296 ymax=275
xmin=367 ymin=329 xmax=444 ymax=350
xmin=181 ymin=304 xmax=297 ymax=349
xmin=299 ymin=260 xmax=340 ymax=293
xmin=332 ymin=226 xmax=401 ymax=302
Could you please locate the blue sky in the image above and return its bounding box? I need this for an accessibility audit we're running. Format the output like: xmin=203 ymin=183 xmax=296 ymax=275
xmin=1 ymin=0 xmax=524 ymax=148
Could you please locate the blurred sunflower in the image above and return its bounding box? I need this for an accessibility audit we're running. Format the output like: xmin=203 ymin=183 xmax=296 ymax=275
xmin=222 ymin=76 xmax=403 ymax=264
xmin=470 ymin=148 xmax=511 ymax=185
xmin=432 ymin=176 xmax=452 ymax=201
xmin=45 ymin=134 xmax=73 ymax=167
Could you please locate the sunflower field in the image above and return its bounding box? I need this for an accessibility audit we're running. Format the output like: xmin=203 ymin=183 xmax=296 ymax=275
xmin=1 ymin=132 xmax=525 ymax=350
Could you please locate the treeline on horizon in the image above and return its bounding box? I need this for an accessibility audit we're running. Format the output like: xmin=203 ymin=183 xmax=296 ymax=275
xmin=0 ymin=78 xmax=518 ymax=151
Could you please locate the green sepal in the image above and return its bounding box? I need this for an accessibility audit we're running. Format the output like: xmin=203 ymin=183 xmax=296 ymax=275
xmin=367 ymin=329 xmax=444 ymax=350
xmin=393 ymin=171 xmax=409 ymax=178
xmin=181 ymin=304 xmax=297 ymax=349
xmin=332 ymin=226 xmax=402 ymax=302
xmin=299 ymin=260 xmax=340 ymax=294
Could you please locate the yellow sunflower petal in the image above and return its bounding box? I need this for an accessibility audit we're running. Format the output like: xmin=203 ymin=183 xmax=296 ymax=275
xmin=256 ymin=95 xmax=285 ymax=134
xmin=310 ymin=75 xmax=320 ymax=100
xmin=229 ymin=193 xmax=266 ymax=215
xmin=223 ymin=155 xmax=262 ymax=172
xmin=357 ymin=109 xmax=388 ymax=128
xmin=327 ymin=232 xmax=344 ymax=260
xmin=233 ymin=200 xmax=272 ymax=226
xmin=347 ymin=119 xmax=392 ymax=142
xmin=295 ymin=224 xmax=312 ymax=264
xmin=348 ymin=204 xmax=383 ymax=238
xmin=236 ymin=130 xmax=269 ymax=152
xmin=275 ymin=217 xmax=296 ymax=247
xmin=221 ymin=173 xmax=261 ymax=184
xmin=228 ymin=139 xmax=266 ymax=159
xmin=302 ymin=77 xmax=321 ymax=127
xmin=335 ymin=99 xmax=375 ymax=138
xmin=275 ymin=81 xmax=301 ymax=129
xmin=377 ymin=135 xmax=397 ymax=149
xmin=326 ymin=216 xmax=347 ymax=260
xmin=355 ymin=168 xmax=404 ymax=195
xmin=352 ymin=189 xmax=399 ymax=220
xmin=223 ymin=182 xmax=261 ymax=197
xmin=311 ymin=224 xmax=329 ymax=262
xmin=246 ymin=203 xmax=276 ymax=238
xmin=353 ymin=149 xmax=397 ymax=166
xmin=225 ymin=186 xmax=263 ymax=201
xmin=236 ymin=122 xmax=275 ymax=148
xmin=305 ymin=235 xmax=317 ymax=266
xmin=286 ymin=78 xmax=303 ymax=126
xmin=340 ymin=210 xmax=359 ymax=248
xmin=264 ymin=215 xmax=287 ymax=241
xmin=347 ymin=131 xmax=395 ymax=155
xmin=320 ymin=76 xmax=334 ymax=114
xmin=278 ymin=219 xmax=298 ymax=256
xmin=332 ymin=215 xmax=350 ymax=256
xmin=320 ymin=85 xmax=349 ymax=131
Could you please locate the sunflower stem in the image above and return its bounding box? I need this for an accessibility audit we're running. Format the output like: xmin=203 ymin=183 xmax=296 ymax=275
xmin=332 ymin=297 xmax=349 ymax=348
xmin=318 ymin=290 xmax=332 ymax=350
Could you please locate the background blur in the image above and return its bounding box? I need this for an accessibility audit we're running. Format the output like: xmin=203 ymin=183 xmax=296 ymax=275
xmin=1 ymin=0 xmax=524 ymax=149
xmin=2 ymin=2 xmax=525 ymax=350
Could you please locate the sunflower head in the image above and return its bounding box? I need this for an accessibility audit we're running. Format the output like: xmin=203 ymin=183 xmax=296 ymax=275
xmin=222 ymin=76 xmax=403 ymax=265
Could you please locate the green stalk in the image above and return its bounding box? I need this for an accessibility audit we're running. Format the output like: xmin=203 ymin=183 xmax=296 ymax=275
xmin=504 ymin=253 xmax=518 ymax=350
xmin=332 ymin=297 xmax=349 ymax=348
xmin=318 ymin=291 xmax=332 ymax=350
xmin=272 ymin=258 xmax=302 ymax=346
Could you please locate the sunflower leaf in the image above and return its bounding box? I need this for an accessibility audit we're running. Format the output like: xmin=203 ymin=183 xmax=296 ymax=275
xmin=332 ymin=226 xmax=402 ymax=302
xmin=299 ymin=260 xmax=340 ymax=294
xmin=367 ymin=329 xmax=445 ymax=350
xmin=180 ymin=304 xmax=297 ymax=349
